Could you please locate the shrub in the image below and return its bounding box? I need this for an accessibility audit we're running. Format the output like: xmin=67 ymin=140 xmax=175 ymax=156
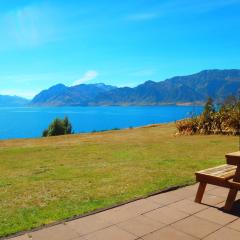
xmin=176 ymin=117 xmax=199 ymax=135
xmin=200 ymin=97 xmax=215 ymax=134
xmin=42 ymin=117 xmax=73 ymax=137
xmin=176 ymin=97 xmax=240 ymax=135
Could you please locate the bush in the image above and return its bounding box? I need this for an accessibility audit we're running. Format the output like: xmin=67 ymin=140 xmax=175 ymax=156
xmin=175 ymin=117 xmax=199 ymax=135
xmin=42 ymin=117 xmax=73 ymax=137
xmin=176 ymin=97 xmax=240 ymax=135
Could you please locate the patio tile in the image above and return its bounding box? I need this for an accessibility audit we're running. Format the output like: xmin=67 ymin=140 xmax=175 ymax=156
xmin=169 ymin=199 xmax=208 ymax=214
xmin=207 ymin=187 xmax=229 ymax=198
xmin=119 ymin=199 xmax=160 ymax=215
xmin=70 ymin=237 xmax=87 ymax=240
xmin=117 ymin=215 xmax=165 ymax=237
xmin=227 ymin=219 xmax=240 ymax=231
xmin=237 ymin=192 xmax=240 ymax=198
xmin=143 ymin=206 xmax=189 ymax=225
xmin=172 ymin=187 xmax=196 ymax=198
xmin=142 ymin=226 xmax=198 ymax=240
xmin=204 ymin=227 xmax=240 ymax=240
xmin=180 ymin=184 xmax=199 ymax=191
xmin=148 ymin=191 xmax=186 ymax=206
xmin=172 ymin=216 xmax=221 ymax=239
xmin=189 ymin=194 xmax=225 ymax=206
xmin=205 ymin=184 xmax=218 ymax=191
xmin=215 ymin=201 xmax=226 ymax=208
xmin=30 ymin=224 xmax=79 ymax=240
xmin=195 ymin=206 xmax=238 ymax=225
xmin=67 ymin=214 xmax=113 ymax=235
xmin=84 ymin=226 xmax=137 ymax=240
xmin=185 ymin=183 xmax=216 ymax=192
xmin=97 ymin=207 xmax=137 ymax=224
xmin=202 ymin=194 xmax=225 ymax=205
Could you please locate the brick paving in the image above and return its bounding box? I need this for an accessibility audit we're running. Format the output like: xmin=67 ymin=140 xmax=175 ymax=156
xmin=8 ymin=184 xmax=240 ymax=240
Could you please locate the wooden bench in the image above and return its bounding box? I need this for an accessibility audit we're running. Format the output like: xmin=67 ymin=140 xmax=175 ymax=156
xmin=195 ymin=164 xmax=237 ymax=207
xmin=195 ymin=152 xmax=240 ymax=211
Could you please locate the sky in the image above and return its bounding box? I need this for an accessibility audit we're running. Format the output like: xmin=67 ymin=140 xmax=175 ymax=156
xmin=0 ymin=0 xmax=240 ymax=99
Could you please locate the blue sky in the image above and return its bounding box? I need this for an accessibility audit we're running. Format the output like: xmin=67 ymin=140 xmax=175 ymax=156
xmin=0 ymin=0 xmax=240 ymax=99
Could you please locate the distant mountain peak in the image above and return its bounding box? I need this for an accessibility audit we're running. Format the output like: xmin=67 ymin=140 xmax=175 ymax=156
xmin=144 ymin=80 xmax=156 ymax=84
xmin=31 ymin=82 xmax=117 ymax=106
xmin=49 ymin=83 xmax=67 ymax=89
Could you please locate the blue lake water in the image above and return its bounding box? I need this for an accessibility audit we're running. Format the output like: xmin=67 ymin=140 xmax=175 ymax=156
xmin=0 ymin=106 xmax=203 ymax=140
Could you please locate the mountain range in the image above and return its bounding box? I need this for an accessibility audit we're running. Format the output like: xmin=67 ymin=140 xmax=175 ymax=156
xmin=30 ymin=69 xmax=240 ymax=106
xmin=2 ymin=69 xmax=240 ymax=107
xmin=0 ymin=95 xmax=29 ymax=107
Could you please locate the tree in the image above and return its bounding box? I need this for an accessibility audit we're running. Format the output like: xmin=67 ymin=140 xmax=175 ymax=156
xmin=203 ymin=97 xmax=215 ymax=118
xmin=201 ymin=97 xmax=215 ymax=134
xmin=42 ymin=117 xmax=73 ymax=137
xmin=63 ymin=116 xmax=72 ymax=134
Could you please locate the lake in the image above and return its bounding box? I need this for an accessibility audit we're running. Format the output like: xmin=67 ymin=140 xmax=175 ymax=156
xmin=0 ymin=106 xmax=203 ymax=140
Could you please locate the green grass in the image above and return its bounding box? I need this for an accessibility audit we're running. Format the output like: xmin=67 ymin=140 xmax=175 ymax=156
xmin=0 ymin=123 xmax=237 ymax=237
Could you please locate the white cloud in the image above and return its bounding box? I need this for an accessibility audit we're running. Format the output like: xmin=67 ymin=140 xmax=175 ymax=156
xmin=0 ymin=3 xmax=57 ymax=48
xmin=72 ymin=70 xmax=99 ymax=86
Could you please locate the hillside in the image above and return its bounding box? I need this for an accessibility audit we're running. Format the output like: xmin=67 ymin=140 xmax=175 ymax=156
xmin=31 ymin=83 xmax=116 ymax=106
xmin=30 ymin=69 xmax=240 ymax=106
xmin=91 ymin=69 xmax=240 ymax=105
xmin=0 ymin=95 xmax=29 ymax=107
xmin=0 ymin=123 xmax=237 ymax=237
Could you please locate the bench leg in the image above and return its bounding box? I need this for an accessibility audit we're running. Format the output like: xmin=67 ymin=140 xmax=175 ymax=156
xmin=224 ymin=189 xmax=238 ymax=211
xmin=195 ymin=182 xmax=207 ymax=203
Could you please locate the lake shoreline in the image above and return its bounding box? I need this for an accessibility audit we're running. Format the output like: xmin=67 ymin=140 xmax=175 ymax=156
xmin=0 ymin=122 xmax=171 ymax=144
xmin=0 ymin=106 xmax=203 ymax=140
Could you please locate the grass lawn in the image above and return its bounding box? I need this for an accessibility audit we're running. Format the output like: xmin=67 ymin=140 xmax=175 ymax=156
xmin=0 ymin=123 xmax=238 ymax=237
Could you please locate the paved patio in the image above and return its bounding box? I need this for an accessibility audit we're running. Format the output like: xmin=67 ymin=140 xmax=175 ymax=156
xmin=8 ymin=184 xmax=240 ymax=240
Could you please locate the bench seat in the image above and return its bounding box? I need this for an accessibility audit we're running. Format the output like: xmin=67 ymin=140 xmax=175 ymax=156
xmin=195 ymin=164 xmax=237 ymax=204
xmin=196 ymin=164 xmax=237 ymax=187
